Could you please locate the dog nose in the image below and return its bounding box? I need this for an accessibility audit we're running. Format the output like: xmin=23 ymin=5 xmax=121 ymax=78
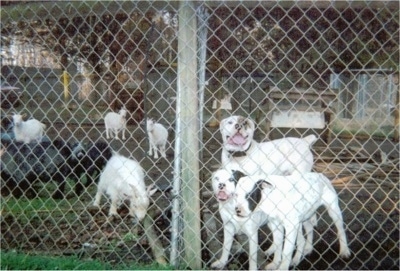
xmin=234 ymin=124 xmax=241 ymax=130
xmin=218 ymin=183 xmax=225 ymax=189
xmin=235 ymin=207 xmax=240 ymax=214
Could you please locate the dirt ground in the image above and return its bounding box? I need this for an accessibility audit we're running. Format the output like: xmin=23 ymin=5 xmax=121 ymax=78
xmin=1 ymin=123 xmax=399 ymax=270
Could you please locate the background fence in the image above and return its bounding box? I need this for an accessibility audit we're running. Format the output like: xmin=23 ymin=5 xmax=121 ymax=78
xmin=1 ymin=1 xmax=399 ymax=270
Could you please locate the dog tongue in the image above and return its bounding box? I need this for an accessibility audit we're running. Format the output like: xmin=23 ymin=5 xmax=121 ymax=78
xmin=230 ymin=134 xmax=246 ymax=145
xmin=217 ymin=191 xmax=230 ymax=201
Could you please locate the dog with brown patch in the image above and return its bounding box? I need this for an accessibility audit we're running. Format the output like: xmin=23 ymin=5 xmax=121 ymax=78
xmin=220 ymin=115 xmax=317 ymax=176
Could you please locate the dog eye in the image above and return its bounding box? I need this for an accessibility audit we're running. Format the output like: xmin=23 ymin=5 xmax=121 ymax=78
xmin=227 ymin=121 xmax=233 ymax=125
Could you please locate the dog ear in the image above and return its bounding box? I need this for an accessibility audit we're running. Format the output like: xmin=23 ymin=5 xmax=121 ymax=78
xmin=219 ymin=117 xmax=228 ymax=131
xmin=240 ymin=117 xmax=255 ymax=130
xmin=230 ymin=170 xmax=247 ymax=183
xmin=260 ymin=180 xmax=274 ymax=191
xmin=246 ymin=180 xmax=265 ymax=211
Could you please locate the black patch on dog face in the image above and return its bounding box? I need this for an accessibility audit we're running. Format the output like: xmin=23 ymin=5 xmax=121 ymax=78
xmin=246 ymin=180 xmax=264 ymax=212
xmin=229 ymin=170 xmax=247 ymax=184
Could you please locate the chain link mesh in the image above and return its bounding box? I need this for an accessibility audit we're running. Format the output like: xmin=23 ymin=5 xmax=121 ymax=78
xmin=0 ymin=1 xmax=398 ymax=270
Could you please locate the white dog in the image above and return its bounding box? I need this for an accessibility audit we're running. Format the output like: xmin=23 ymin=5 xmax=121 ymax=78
xmin=235 ymin=173 xmax=351 ymax=270
xmin=211 ymin=169 xmax=269 ymax=270
xmin=93 ymin=152 xmax=157 ymax=221
xmin=146 ymin=118 xmax=168 ymax=159
xmin=211 ymin=169 xmax=315 ymax=270
xmin=220 ymin=115 xmax=317 ymax=176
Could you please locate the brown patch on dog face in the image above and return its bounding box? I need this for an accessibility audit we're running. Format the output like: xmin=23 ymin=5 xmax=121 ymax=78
xmin=236 ymin=117 xmax=253 ymax=131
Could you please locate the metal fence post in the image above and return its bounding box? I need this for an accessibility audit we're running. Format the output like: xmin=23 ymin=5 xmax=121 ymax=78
xmin=170 ymin=1 xmax=202 ymax=269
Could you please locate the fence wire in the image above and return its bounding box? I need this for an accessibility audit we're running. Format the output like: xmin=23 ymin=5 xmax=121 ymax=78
xmin=0 ymin=1 xmax=399 ymax=270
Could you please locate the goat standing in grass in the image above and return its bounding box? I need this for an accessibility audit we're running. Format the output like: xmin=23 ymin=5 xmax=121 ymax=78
xmin=93 ymin=152 xmax=157 ymax=221
xmin=146 ymin=118 xmax=168 ymax=159
xmin=104 ymin=107 xmax=127 ymax=140
xmin=12 ymin=113 xmax=46 ymax=144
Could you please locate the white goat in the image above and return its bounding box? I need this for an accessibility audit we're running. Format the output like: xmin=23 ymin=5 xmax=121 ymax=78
xmin=93 ymin=152 xmax=157 ymax=221
xmin=12 ymin=113 xmax=46 ymax=144
xmin=104 ymin=107 xmax=127 ymax=140
xmin=146 ymin=118 xmax=168 ymax=159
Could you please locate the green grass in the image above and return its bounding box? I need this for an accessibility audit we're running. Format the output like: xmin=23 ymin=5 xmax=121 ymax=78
xmin=0 ymin=179 xmax=92 ymax=218
xmin=0 ymin=250 xmax=173 ymax=270
xmin=3 ymin=196 xmax=69 ymax=213
xmin=0 ymin=185 xmax=176 ymax=271
xmin=1 ymin=193 xmax=84 ymax=223
xmin=0 ymin=181 xmax=99 ymax=233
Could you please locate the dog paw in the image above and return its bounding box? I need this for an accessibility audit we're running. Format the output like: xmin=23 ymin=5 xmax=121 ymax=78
xmin=264 ymin=243 xmax=277 ymax=256
xmin=340 ymin=247 xmax=351 ymax=259
xmin=291 ymin=253 xmax=302 ymax=267
xmin=210 ymin=260 xmax=226 ymax=269
xmin=303 ymin=243 xmax=313 ymax=256
xmin=265 ymin=262 xmax=279 ymax=270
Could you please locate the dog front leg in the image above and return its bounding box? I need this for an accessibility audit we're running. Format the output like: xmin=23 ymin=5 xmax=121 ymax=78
xmin=265 ymin=221 xmax=284 ymax=270
xmin=248 ymin=231 xmax=259 ymax=270
xmin=278 ymin=223 xmax=299 ymax=270
xmin=264 ymin=221 xmax=280 ymax=256
xmin=211 ymin=225 xmax=235 ymax=269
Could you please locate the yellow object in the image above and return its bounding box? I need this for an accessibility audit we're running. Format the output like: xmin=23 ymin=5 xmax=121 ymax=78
xmin=62 ymin=70 xmax=70 ymax=101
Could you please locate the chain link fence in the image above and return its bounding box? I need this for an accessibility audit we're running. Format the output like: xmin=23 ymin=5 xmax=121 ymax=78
xmin=1 ymin=1 xmax=398 ymax=270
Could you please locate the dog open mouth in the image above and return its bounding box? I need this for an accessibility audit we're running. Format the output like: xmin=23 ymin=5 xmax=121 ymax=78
xmin=227 ymin=133 xmax=248 ymax=146
xmin=235 ymin=213 xmax=246 ymax=218
xmin=216 ymin=190 xmax=231 ymax=201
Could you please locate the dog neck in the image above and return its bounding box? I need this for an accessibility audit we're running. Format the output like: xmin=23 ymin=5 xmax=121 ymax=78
xmin=228 ymin=143 xmax=252 ymax=158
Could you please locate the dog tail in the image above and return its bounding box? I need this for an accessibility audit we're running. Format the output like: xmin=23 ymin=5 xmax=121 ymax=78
xmin=303 ymin=134 xmax=317 ymax=146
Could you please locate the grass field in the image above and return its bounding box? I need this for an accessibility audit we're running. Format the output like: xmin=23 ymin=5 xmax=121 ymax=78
xmin=0 ymin=250 xmax=173 ymax=270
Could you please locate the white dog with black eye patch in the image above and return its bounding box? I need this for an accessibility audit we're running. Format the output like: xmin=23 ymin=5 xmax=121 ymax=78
xmin=211 ymin=169 xmax=311 ymax=270
xmin=234 ymin=173 xmax=351 ymax=270
xmin=219 ymin=115 xmax=317 ymax=176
